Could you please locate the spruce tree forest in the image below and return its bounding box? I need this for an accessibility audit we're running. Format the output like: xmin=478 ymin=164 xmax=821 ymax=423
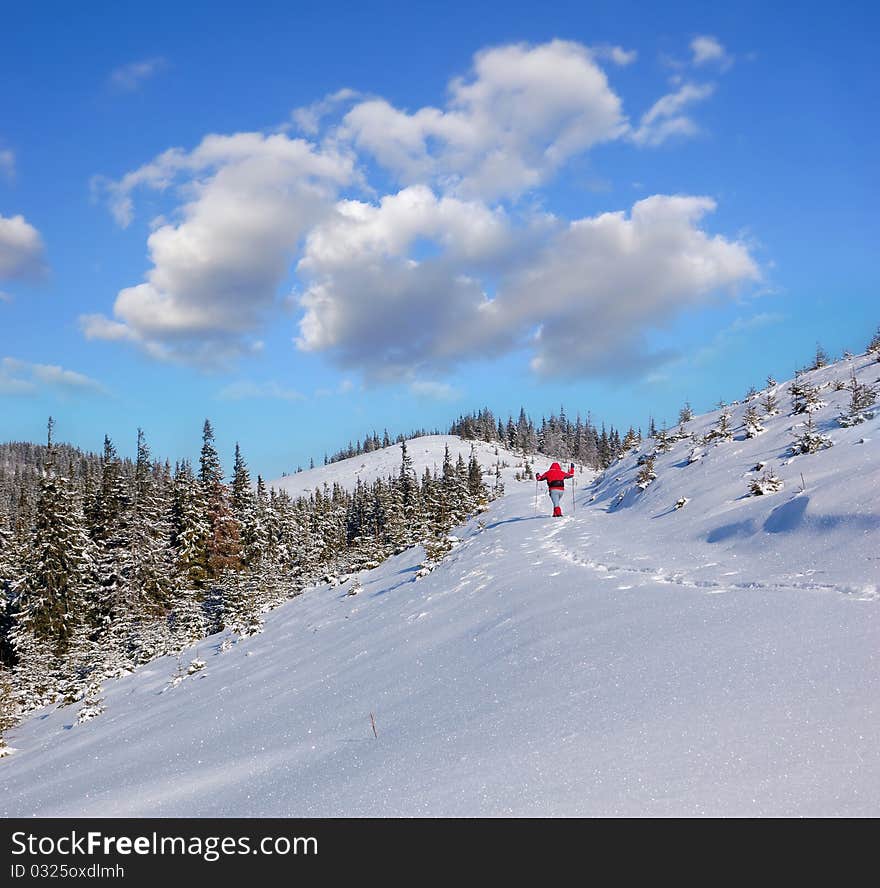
xmin=0 ymin=406 xmax=626 ymax=726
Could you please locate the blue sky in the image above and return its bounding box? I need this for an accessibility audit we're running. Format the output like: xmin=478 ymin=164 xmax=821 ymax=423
xmin=1 ymin=0 xmax=877 ymax=478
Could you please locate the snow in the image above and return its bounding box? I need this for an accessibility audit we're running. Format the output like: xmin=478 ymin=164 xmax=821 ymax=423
xmin=2 ymin=355 xmax=879 ymax=816
xmin=268 ymin=434 xmax=522 ymax=495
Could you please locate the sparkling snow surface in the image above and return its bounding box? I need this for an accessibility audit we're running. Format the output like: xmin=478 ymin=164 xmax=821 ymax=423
xmin=2 ymin=356 xmax=879 ymax=816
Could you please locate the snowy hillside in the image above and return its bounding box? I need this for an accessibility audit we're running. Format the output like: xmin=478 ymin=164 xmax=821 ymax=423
xmin=2 ymin=355 xmax=879 ymax=816
xmin=587 ymin=351 xmax=880 ymax=594
xmin=269 ymin=434 xmax=533 ymax=495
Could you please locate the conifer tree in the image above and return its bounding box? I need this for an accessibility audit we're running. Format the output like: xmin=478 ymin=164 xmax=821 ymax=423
xmin=17 ymin=420 xmax=93 ymax=658
xmin=867 ymin=326 xmax=880 ymax=359
xmin=743 ymin=404 xmax=765 ymax=438
xmin=0 ymin=666 xmax=17 ymax=755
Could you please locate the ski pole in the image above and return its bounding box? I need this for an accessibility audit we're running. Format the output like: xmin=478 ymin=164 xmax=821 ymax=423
xmin=570 ymin=463 xmax=576 ymax=514
xmin=534 ymin=479 xmax=539 ymax=514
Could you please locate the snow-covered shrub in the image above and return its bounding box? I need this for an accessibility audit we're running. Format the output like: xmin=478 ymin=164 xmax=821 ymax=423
xmin=866 ymin=326 xmax=880 ymax=359
xmin=654 ymin=427 xmax=675 ymax=453
xmin=678 ymin=403 xmax=694 ymax=424
xmin=790 ymin=374 xmax=825 ymax=415
xmin=790 ymin=416 xmax=833 ymax=455
xmin=743 ymin=404 xmax=765 ymax=438
xmin=636 ymin=456 xmax=657 ymax=490
xmin=674 ymin=497 xmax=689 ymax=510
xmin=688 ymin=446 xmax=704 ymax=464
xmin=346 ymin=578 xmax=362 ymax=597
xmin=705 ymin=408 xmax=733 ymax=443
xmin=76 ymin=680 xmax=105 ymax=724
xmin=749 ymin=470 xmax=784 ymax=496
xmin=838 ymin=371 xmax=878 ymax=427
xmin=761 ymin=387 xmax=780 ymax=416
xmin=187 ymin=657 xmax=206 ymax=675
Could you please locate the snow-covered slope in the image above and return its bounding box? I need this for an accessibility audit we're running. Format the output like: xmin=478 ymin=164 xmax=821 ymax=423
xmin=588 ymin=352 xmax=880 ymax=594
xmin=269 ymin=435 xmax=526 ymax=495
xmin=2 ymin=356 xmax=879 ymax=816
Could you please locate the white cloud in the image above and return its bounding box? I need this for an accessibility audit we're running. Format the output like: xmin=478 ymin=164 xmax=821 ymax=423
xmin=291 ymin=88 xmax=359 ymax=135
xmin=0 ymin=149 xmax=14 ymax=181
xmin=592 ymin=44 xmax=638 ymax=66
xmin=690 ymin=36 xmax=733 ymax=69
xmin=109 ymin=57 xmax=169 ymax=92
xmin=295 ymin=185 xmax=532 ymax=377
xmin=85 ymin=131 xmax=356 ymax=366
xmin=295 ymin=191 xmax=759 ymax=379
xmin=631 ymin=82 xmax=715 ymax=146
xmin=409 ymin=380 xmax=460 ymax=400
xmin=0 ymin=213 xmax=47 ymax=281
xmin=217 ymin=380 xmax=305 ymax=401
xmin=340 ymin=40 xmax=628 ymax=201
xmin=0 ymin=357 xmax=107 ymax=396
xmin=87 ymin=39 xmax=742 ymax=380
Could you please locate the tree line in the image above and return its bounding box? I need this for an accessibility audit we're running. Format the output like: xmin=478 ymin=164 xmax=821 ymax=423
xmin=0 ymin=420 xmax=501 ymax=733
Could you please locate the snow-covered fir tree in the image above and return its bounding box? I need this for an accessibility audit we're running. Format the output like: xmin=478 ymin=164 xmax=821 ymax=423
xmin=791 ymin=415 xmax=833 ymax=455
xmin=749 ymin=469 xmax=784 ymax=496
xmin=636 ymin=456 xmax=657 ymax=490
xmin=0 ymin=666 xmax=18 ymax=754
xmin=838 ymin=370 xmax=877 ymax=426
xmin=867 ymin=326 xmax=880 ymax=360
xmin=743 ymin=404 xmax=765 ymax=438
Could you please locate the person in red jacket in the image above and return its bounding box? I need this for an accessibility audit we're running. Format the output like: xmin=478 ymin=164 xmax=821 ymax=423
xmin=536 ymin=461 xmax=575 ymax=517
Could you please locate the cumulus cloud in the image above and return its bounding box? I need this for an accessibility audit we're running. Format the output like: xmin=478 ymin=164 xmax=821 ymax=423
xmin=295 ymin=191 xmax=759 ymax=379
xmin=109 ymin=57 xmax=169 ymax=92
xmin=295 ymin=185 xmax=535 ymax=377
xmin=0 ymin=357 xmax=107 ymax=396
xmin=85 ymin=132 xmax=356 ymax=365
xmin=690 ymin=36 xmax=732 ymax=69
xmin=340 ymin=40 xmax=628 ymax=201
xmin=591 ymin=44 xmax=638 ymax=66
xmin=0 ymin=213 xmax=47 ymax=281
xmin=87 ymin=39 xmax=746 ymax=380
xmin=631 ymin=82 xmax=715 ymax=146
xmin=291 ymin=88 xmax=360 ymax=135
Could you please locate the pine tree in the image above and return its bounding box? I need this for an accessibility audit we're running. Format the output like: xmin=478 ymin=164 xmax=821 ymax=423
xmin=706 ymin=408 xmax=733 ymax=442
xmin=749 ymin=469 xmax=784 ymax=496
xmin=636 ymin=456 xmax=657 ymax=490
xmin=90 ymin=435 xmax=133 ymax=634
xmin=170 ymin=461 xmax=210 ymax=588
xmin=838 ymin=370 xmax=878 ymax=426
xmin=791 ymin=415 xmax=833 ymax=455
xmin=129 ymin=430 xmax=173 ymax=612
xmin=17 ymin=421 xmax=92 ymax=658
xmin=199 ymin=421 xmax=241 ymax=579
xmin=678 ymin=402 xmax=694 ymax=424
xmin=231 ymin=444 xmax=262 ymax=568
xmin=467 ymin=447 xmax=488 ymax=510
xmin=811 ymin=343 xmax=829 ymax=370
xmin=867 ymin=326 xmax=880 ymax=359
xmin=761 ymin=387 xmax=780 ymax=416
xmin=0 ymin=666 xmax=17 ymax=754
xmin=743 ymin=404 xmax=765 ymax=438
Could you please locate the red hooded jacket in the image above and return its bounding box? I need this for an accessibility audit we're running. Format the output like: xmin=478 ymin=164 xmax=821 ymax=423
xmin=536 ymin=462 xmax=575 ymax=490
